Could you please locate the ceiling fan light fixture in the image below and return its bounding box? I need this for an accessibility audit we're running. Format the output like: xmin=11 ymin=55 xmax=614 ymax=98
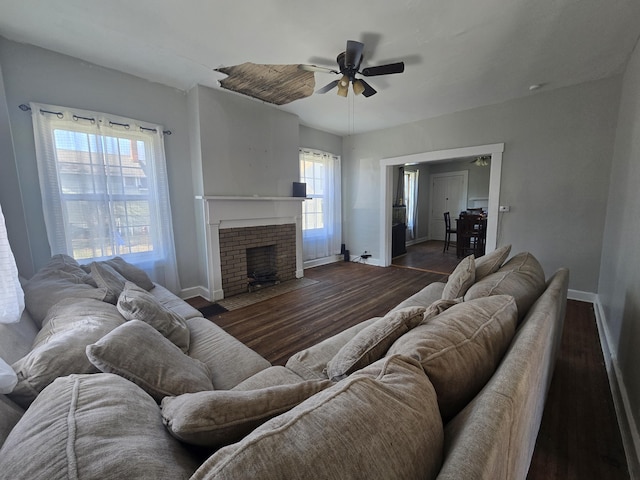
xmin=337 ymin=75 xmax=350 ymax=97
xmin=352 ymin=79 xmax=365 ymax=95
xmin=474 ymin=156 xmax=490 ymax=167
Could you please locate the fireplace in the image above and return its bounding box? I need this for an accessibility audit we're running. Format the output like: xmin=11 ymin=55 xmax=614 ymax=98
xmin=199 ymin=196 xmax=304 ymax=300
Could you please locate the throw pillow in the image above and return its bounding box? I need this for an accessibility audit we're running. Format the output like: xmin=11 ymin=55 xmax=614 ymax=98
xmin=90 ymin=261 xmax=128 ymax=304
xmin=9 ymin=298 xmax=125 ymax=408
xmin=161 ymin=379 xmax=332 ymax=448
xmin=104 ymin=256 xmax=155 ymax=291
xmin=387 ymin=295 xmax=518 ymax=421
xmin=0 ymin=373 xmax=201 ymax=479
xmin=465 ymin=251 xmax=546 ymax=321
xmin=86 ymin=320 xmax=213 ymax=403
xmin=474 ymin=244 xmax=511 ymax=281
xmin=191 ymin=355 xmax=443 ymax=480
xmin=117 ymin=281 xmax=190 ymax=353
xmin=326 ymin=306 xmax=426 ymax=381
xmin=441 ymin=254 xmax=476 ymax=300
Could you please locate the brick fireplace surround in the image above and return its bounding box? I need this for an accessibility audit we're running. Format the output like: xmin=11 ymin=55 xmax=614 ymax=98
xmin=198 ymin=196 xmax=304 ymax=301
xmin=219 ymin=224 xmax=296 ymax=297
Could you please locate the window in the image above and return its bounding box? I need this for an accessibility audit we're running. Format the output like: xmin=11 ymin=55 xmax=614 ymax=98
xmin=30 ymin=103 xmax=180 ymax=292
xmin=299 ymin=148 xmax=341 ymax=261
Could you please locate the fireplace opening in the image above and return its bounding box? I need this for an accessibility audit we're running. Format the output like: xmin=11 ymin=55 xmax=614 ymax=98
xmin=246 ymin=244 xmax=279 ymax=291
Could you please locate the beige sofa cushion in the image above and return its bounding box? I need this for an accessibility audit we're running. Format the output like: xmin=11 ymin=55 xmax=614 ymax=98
xmin=0 ymin=396 xmax=24 ymax=449
xmin=285 ymin=317 xmax=379 ymax=380
xmin=388 ymin=281 xmax=447 ymax=314
xmin=474 ymin=244 xmax=511 ymax=280
xmin=326 ymin=306 xmax=426 ymax=381
xmin=9 ymin=298 xmax=125 ymax=408
xmin=86 ymin=320 xmax=213 ymax=403
xmin=465 ymin=252 xmax=546 ymax=321
xmin=387 ymin=295 xmax=518 ymax=421
xmin=0 ymin=373 xmax=201 ymax=479
xmin=186 ymin=316 xmax=271 ymax=390
xmin=162 ymin=379 xmax=332 ymax=448
xmin=23 ymin=255 xmax=108 ymax=327
xmin=117 ymin=281 xmax=190 ymax=353
xmin=232 ymin=366 xmax=306 ymax=391
xmin=441 ymin=254 xmax=476 ymax=300
xmin=190 ymin=355 xmax=443 ymax=480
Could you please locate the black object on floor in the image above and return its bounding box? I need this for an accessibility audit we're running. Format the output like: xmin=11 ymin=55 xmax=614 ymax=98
xmin=198 ymin=303 xmax=228 ymax=316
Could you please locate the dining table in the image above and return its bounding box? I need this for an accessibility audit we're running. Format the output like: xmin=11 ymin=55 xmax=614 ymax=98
xmin=455 ymin=213 xmax=487 ymax=258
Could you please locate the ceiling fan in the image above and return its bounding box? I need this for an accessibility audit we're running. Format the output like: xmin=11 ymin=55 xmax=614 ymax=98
xmin=299 ymin=40 xmax=405 ymax=98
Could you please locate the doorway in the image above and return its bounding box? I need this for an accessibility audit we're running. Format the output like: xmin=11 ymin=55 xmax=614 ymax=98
xmin=379 ymin=143 xmax=504 ymax=267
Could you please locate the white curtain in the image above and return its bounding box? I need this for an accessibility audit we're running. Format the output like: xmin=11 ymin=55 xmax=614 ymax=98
xmin=299 ymin=148 xmax=341 ymax=261
xmin=30 ymin=102 xmax=180 ymax=293
xmin=404 ymin=170 xmax=419 ymax=240
xmin=0 ymin=201 xmax=24 ymax=324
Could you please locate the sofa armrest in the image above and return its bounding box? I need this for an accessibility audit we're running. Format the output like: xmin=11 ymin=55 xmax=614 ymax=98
xmin=437 ymin=268 xmax=569 ymax=480
xmin=285 ymin=317 xmax=379 ymax=380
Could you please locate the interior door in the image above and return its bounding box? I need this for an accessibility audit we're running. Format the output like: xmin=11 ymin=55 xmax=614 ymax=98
xmin=429 ymin=172 xmax=468 ymax=240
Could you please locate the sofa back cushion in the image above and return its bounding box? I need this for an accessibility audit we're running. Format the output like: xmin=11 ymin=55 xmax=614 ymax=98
xmin=387 ymin=295 xmax=518 ymax=421
xmin=464 ymin=252 xmax=546 ymax=321
xmin=0 ymin=373 xmax=201 ymax=480
xmin=9 ymin=298 xmax=125 ymax=408
xmin=190 ymin=355 xmax=443 ymax=480
xmin=23 ymin=255 xmax=108 ymax=327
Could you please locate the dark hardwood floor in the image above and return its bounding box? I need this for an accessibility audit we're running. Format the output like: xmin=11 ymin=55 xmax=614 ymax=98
xmin=192 ymin=240 xmax=630 ymax=479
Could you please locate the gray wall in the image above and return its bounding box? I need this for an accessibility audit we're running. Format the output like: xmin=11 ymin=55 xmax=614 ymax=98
xmin=299 ymin=124 xmax=342 ymax=156
xmin=343 ymin=76 xmax=621 ymax=293
xmin=194 ymin=84 xmax=299 ymax=198
xmin=598 ymin=40 xmax=640 ymax=447
xmin=0 ymin=38 xmax=200 ymax=288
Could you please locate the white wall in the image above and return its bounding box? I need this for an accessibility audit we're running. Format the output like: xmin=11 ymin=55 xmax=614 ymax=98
xmin=0 ymin=38 xmax=200 ymax=289
xmin=598 ymin=38 xmax=640 ymax=465
xmin=343 ymin=76 xmax=622 ymax=293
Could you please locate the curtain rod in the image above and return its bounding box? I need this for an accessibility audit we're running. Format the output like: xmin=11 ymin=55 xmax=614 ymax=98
xmin=18 ymin=104 xmax=172 ymax=136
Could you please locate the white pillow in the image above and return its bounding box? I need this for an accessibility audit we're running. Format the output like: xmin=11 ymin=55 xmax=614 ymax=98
xmin=0 ymin=357 xmax=17 ymax=394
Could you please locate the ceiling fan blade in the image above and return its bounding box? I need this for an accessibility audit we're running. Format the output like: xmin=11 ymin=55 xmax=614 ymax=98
xmin=345 ymin=40 xmax=364 ymax=69
xmin=298 ymin=64 xmax=338 ymax=74
xmin=361 ymin=62 xmax=405 ymax=76
xmin=316 ymin=79 xmax=339 ymax=94
xmin=359 ymin=79 xmax=377 ymax=97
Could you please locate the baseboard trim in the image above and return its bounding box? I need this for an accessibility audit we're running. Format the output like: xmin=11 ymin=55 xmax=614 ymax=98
xmin=179 ymin=285 xmax=210 ymax=301
xmin=592 ymin=295 xmax=640 ymax=478
xmin=303 ymin=255 xmax=342 ymax=269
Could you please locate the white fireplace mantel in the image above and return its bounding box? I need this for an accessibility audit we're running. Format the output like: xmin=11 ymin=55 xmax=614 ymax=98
xmin=197 ymin=196 xmax=305 ymax=300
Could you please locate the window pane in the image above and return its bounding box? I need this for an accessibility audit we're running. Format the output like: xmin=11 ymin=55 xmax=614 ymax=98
xmin=53 ymin=128 xmax=154 ymax=260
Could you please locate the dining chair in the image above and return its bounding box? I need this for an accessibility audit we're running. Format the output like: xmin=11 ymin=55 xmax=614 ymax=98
xmin=443 ymin=212 xmax=456 ymax=253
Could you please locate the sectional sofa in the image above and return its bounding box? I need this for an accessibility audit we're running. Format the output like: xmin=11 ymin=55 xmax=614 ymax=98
xmin=0 ymin=247 xmax=568 ymax=479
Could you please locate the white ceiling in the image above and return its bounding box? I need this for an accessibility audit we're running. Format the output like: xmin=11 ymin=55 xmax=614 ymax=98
xmin=1 ymin=0 xmax=639 ymax=136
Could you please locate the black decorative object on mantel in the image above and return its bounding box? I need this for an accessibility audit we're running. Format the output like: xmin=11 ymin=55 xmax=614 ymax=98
xmin=293 ymin=182 xmax=306 ymax=197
